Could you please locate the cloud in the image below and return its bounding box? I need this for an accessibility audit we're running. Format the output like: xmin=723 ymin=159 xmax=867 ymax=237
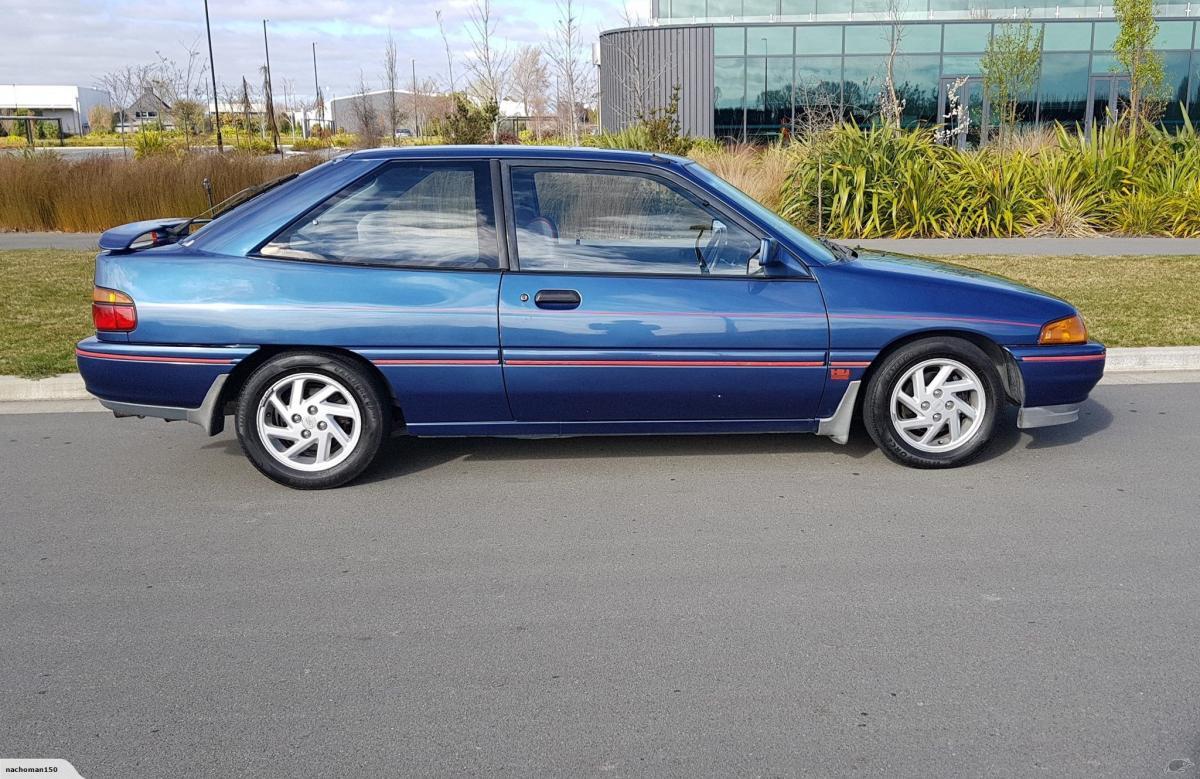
xmin=0 ymin=0 xmax=651 ymax=101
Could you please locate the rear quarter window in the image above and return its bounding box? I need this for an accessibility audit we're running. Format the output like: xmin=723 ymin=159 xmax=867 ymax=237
xmin=260 ymin=161 xmax=497 ymax=269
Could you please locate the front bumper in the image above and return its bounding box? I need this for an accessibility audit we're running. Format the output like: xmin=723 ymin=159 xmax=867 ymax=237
xmin=1016 ymin=403 xmax=1080 ymax=429
xmin=1007 ymin=342 xmax=1105 ymax=425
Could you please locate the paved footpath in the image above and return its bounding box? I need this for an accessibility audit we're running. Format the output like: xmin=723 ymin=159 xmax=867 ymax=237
xmin=2 ymin=380 xmax=1199 ymax=776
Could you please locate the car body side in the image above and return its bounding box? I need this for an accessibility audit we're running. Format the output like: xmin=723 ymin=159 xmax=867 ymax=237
xmin=76 ymin=146 xmax=1106 ymax=439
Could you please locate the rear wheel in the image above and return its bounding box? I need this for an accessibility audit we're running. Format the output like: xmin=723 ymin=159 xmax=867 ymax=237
xmin=863 ymin=338 xmax=1002 ymax=468
xmin=235 ymin=352 xmax=387 ymax=489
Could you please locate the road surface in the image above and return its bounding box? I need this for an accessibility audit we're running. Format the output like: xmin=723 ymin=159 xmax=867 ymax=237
xmin=2 ymin=381 xmax=1198 ymax=777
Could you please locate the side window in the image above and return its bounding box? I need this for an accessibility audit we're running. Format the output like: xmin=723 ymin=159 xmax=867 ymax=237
xmin=510 ymin=167 xmax=761 ymax=276
xmin=261 ymin=161 xmax=497 ymax=269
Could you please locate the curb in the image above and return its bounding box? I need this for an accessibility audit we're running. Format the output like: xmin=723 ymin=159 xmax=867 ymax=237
xmin=3 ymin=346 xmax=1198 ymax=404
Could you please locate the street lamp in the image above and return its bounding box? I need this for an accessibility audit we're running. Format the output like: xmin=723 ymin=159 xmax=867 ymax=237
xmin=203 ymin=0 xmax=223 ymax=152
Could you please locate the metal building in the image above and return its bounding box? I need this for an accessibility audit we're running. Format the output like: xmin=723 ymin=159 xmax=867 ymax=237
xmin=0 ymin=85 xmax=111 ymax=135
xmin=598 ymin=1 xmax=1200 ymax=140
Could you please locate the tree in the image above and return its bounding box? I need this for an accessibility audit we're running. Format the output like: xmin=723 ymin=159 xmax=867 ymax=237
xmin=443 ymin=93 xmax=499 ymax=144
xmin=1113 ymin=0 xmax=1167 ymax=135
xmin=261 ymin=65 xmax=282 ymax=154
xmin=546 ymin=0 xmax=591 ymax=144
xmin=351 ymin=69 xmax=382 ymax=145
xmin=382 ymin=32 xmax=404 ymax=143
xmin=87 ymin=104 xmax=114 ymax=134
xmin=511 ymin=46 xmax=550 ymax=131
xmin=981 ymin=18 xmax=1043 ymax=143
xmin=153 ymin=39 xmax=211 ymax=150
xmin=435 ymin=10 xmax=457 ymax=93
xmin=636 ymin=85 xmax=690 ymax=155
xmin=880 ymin=0 xmax=907 ymax=127
xmin=600 ymin=13 xmax=677 ymax=133
xmin=96 ymin=65 xmax=153 ymax=158
xmin=464 ymin=0 xmax=509 ymax=138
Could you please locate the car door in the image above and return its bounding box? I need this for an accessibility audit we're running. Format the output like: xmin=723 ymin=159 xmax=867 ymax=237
xmin=498 ymin=162 xmax=828 ymax=423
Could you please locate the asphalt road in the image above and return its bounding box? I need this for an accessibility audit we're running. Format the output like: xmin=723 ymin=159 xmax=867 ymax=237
xmin=3 ymin=381 xmax=1199 ymax=778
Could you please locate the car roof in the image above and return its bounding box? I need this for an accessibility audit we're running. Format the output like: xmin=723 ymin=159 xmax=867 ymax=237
xmin=344 ymin=144 xmax=693 ymax=167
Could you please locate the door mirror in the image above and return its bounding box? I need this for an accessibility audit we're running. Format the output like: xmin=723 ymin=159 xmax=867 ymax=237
xmin=758 ymin=237 xmax=780 ymax=266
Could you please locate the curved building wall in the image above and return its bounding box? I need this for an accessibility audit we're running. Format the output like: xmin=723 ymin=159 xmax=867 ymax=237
xmin=599 ymin=18 xmax=1200 ymax=140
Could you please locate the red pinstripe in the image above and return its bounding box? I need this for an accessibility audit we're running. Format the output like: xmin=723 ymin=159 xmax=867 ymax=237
xmin=1020 ymin=354 xmax=1105 ymax=363
xmin=372 ymin=359 xmax=499 ymax=366
xmin=75 ymin=348 xmax=236 ymax=365
xmin=503 ymin=359 xmax=825 ymax=367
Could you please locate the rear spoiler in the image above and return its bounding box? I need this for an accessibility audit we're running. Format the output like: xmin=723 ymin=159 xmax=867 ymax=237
xmin=98 ymin=218 xmax=191 ymax=252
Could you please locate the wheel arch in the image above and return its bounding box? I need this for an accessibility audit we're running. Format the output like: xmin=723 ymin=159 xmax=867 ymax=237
xmin=859 ymin=329 xmax=1024 ymax=408
xmin=215 ymin=346 xmax=403 ymax=434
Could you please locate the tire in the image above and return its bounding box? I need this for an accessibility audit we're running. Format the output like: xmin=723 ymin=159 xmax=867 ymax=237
xmin=235 ymin=352 xmax=388 ymax=489
xmin=862 ymin=337 xmax=1003 ymax=469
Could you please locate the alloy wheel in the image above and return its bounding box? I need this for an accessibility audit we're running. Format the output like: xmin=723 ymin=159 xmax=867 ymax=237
xmin=255 ymin=372 xmax=362 ymax=472
xmin=888 ymin=358 xmax=987 ymax=453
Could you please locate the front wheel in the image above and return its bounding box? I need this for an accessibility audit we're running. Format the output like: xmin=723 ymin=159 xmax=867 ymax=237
xmin=235 ymin=352 xmax=388 ymax=489
xmin=862 ymin=338 xmax=1003 ymax=468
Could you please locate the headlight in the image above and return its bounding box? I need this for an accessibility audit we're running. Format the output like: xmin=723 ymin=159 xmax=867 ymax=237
xmin=1038 ymin=313 xmax=1088 ymax=345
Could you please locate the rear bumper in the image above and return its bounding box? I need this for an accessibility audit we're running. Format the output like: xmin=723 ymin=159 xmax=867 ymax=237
xmin=76 ymin=338 xmax=254 ymax=434
xmin=98 ymin=375 xmax=230 ymax=435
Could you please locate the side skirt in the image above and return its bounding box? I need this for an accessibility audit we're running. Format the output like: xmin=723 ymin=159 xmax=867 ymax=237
xmin=405 ymin=418 xmax=820 ymax=437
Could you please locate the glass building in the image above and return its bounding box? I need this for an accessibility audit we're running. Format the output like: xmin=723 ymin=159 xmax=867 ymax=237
xmin=597 ymin=2 xmax=1200 ymax=140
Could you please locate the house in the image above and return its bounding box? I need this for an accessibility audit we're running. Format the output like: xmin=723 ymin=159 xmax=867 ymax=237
xmin=120 ymin=88 xmax=173 ymax=132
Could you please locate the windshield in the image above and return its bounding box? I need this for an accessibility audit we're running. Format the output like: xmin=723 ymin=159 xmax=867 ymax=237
xmin=686 ymin=162 xmax=835 ymax=264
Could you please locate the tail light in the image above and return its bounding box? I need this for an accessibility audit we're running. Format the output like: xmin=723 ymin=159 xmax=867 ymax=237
xmin=92 ymin=286 xmax=137 ymax=332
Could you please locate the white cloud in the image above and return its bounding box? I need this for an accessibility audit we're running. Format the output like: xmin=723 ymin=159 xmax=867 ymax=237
xmin=0 ymin=0 xmax=650 ymax=102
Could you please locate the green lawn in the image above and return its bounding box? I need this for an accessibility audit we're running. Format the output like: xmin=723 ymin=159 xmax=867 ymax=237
xmin=945 ymin=255 xmax=1200 ymax=349
xmin=1 ymin=249 xmax=1197 ymax=378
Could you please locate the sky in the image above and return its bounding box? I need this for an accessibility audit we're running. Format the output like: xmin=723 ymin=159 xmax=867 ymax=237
xmin=0 ymin=0 xmax=651 ymax=103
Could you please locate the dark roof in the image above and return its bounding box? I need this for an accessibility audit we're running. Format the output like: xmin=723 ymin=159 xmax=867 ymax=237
xmin=345 ymin=145 xmax=692 ymax=167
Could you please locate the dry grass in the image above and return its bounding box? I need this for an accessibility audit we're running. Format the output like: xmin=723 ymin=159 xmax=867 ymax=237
xmin=0 ymin=153 xmax=322 ymax=232
xmin=688 ymin=143 xmax=792 ymax=211
xmin=1 ymin=248 xmax=1196 ymax=378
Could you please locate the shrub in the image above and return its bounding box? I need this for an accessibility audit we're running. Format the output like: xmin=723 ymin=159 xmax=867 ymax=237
xmin=133 ymin=130 xmax=177 ymax=158
xmin=776 ymin=117 xmax=1200 ymax=238
xmin=289 ymin=136 xmax=329 ymax=152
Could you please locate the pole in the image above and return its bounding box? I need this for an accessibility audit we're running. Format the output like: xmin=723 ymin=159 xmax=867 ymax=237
xmin=312 ymin=42 xmax=322 ymax=136
xmin=263 ymin=19 xmax=280 ymax=154
xmin=203 ymin=0 xmax=223 ymax=152
xmin=411 ymin=58 xmax=419 ymax=137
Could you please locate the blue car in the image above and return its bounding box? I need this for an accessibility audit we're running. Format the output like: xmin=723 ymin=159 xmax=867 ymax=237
xmin=77 ymin=146 xmax=1105 ymax=488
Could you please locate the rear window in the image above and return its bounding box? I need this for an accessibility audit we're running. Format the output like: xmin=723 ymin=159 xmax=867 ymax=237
xmin=260 ymin=161 xmax=497 ymax=269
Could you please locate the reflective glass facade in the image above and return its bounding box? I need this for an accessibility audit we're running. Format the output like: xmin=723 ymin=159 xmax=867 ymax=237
xmin=711 ymin=19 xmax=1199 ymax=139
xmin=598 ymin=9 xmax=1200 ymax=140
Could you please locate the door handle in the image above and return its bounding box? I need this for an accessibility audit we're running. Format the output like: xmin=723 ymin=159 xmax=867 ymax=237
xmin=533 ymin=289 xmax=581 ymax=310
